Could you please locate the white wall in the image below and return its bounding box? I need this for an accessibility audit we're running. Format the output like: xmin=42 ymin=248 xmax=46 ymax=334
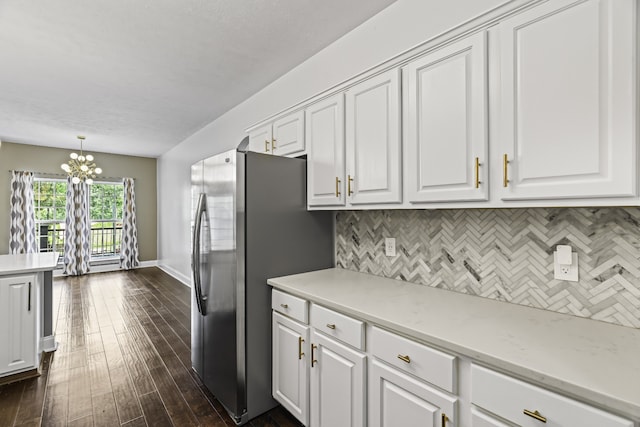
xmin=157 ymin=0 xmax=507 ymax=284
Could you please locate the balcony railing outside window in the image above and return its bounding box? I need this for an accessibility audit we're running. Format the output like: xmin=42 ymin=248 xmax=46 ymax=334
xmin=90 ymin=221 xmax=123 ymax=258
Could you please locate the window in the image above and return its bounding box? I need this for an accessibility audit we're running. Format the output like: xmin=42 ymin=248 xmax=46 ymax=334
xmin=34 ymin=179 xmax=66 ymax=255
xmin=34 ymin=179 xmax=125 ymax=260
xmin=89 ymin=183 xmax=124 ymax=259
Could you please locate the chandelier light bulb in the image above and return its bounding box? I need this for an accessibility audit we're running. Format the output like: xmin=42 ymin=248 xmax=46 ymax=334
xmin=70 ymin=152 xmax=78 ymax=159
xmin=86 ymin=178 xmax=93 ymax=185
xmin=86 ymin=154 xmax=94 ymax=161
xmin=61 ymin=163 xmax=70 ymax=172
xmin=78 ymin=155 xmax=86 ymax=162
xmin=80 ymin=164 xmax=89 ymax=172
xmin=95 ymin=167 xmax=102 ymax=174
xmin=71 ymin=176 xmax=81 ymax=184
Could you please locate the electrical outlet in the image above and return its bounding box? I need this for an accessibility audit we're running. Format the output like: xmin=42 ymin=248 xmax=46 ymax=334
xmin=554 ymin=252 xmax=579 ymax=281
xmin=384 ymin=238 xmax=396 ymax=257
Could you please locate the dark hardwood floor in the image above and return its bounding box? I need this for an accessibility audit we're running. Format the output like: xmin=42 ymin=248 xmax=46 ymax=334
xmin=0 ymin=268 xmax=302 ymax=427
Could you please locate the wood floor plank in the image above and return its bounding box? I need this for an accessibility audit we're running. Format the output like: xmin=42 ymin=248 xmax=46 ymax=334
xmin=88 ymin=352 xmax=112 ymax=396
xmin=138 ymin=391 xmax=172 ymax=427
xmin=67 ymin=366 xmax=93 ymax=422
xmin=67 ymin=414 xmax=93 ymax=427
xmin=121 ymin=416 xmax=147 ymax=427
xmin=0 ymin=380 xmax=25 ymax=427
xmin=13 ymin=352 xmax=51 ymax=425
xmin=41 ymin=389 xmax=68 ymax=427
xmin=91 ymin=392 xmax=119 ymax=427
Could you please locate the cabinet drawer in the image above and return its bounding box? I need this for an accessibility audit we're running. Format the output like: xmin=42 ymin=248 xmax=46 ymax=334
xmin=471 ymin=364 xmax=633 ymax=427
xmin=309 ymin=304 xmax=364 ymax=350
xmin=371 ymin=326 xmax=456 ymax=393
xmin=272 ymin=290 xmax=308 ymax=324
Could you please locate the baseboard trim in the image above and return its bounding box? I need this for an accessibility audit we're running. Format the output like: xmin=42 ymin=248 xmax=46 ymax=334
xmin=40 ymin=335 xmax=58 ymax=353
xmin=53 ymin=260 xmax=158 ymax=277
xmin=157 ymin=264 xmax=191 ymax=288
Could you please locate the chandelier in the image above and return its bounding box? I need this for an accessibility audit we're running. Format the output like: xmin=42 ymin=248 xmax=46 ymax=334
xmin=61 ymin=136 xmax=102 ymax=184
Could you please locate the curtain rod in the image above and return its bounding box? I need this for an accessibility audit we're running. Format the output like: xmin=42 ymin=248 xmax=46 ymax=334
xmin=8 ymin=170 xmax=135 ymax=181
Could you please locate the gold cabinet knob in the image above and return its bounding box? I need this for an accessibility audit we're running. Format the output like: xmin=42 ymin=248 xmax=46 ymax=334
xmin=326 ymin=323 xmax=336 ymax=329
xmin=523 ymin=409 xmax=547 ymax=423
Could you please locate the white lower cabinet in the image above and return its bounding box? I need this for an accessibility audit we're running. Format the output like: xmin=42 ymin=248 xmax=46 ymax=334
xmin=369 ymin=359 xmax=457 ymax=427
xmin=471 ymin=364 xmax=634 ymax=427
xmin=272 ymin=312 xmax=309 ymax=425
xmin=309 ymin=329 xmax=366 ymax=427
xmin=0 ymin=274 xmax=38 ymax=376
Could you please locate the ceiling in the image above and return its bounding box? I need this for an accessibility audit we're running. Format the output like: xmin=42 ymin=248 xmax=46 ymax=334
xmin=0 ymin=0 xmax=396 ymax=158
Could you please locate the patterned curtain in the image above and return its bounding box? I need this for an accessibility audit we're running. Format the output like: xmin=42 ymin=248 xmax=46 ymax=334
xmin=63 ymin=178 xmax=91 ymax=275
xmin=9 ymin=171 xmax=37 ymax=254
xmin=120 ymin=177 xmax=139 ymax=269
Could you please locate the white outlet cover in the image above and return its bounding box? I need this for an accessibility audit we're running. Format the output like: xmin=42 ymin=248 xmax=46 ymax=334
xmin=553 ymin=252 xmax=579 ymax=281
xmin=384 ymin=237 xmax=396 ymax=257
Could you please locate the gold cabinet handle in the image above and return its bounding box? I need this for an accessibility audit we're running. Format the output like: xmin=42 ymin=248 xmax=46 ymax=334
xmin=475 ymin=157 xmax=481 ymax=188
xmin=271 ymin=138 xmax=276 ymax=151
xmin=298 ymin=336 xmax=304 ymax=360
xmin=335 ymin=177 xmax=341 ymax=197
xmin=311 ymin=344 xmax=317 ymax=367
xmin=441 ymin=413 xmax=448 ymax=427
xmin=397 ymin=354 xmax=411 ymax=363
xmin=503 ymin=154 xmax=509 ymax=187
xmin=280 ymin=303 xmax=288 ymax=309
xmin=326 ymin=323 xmax=336 ymax=330
xmin=264 ymin=140 xmax=270 ymax=153
xmin=523 ymin=409 xmax=547 ymax=423
xmin=348 ymin=175 xmax=354 ymax=196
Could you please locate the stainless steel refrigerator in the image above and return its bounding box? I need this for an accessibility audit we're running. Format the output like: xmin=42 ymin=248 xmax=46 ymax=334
xmin=191 ymin=140 xmax=334 ymax=425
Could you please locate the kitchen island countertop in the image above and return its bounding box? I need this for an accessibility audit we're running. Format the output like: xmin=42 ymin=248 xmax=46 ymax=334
xmin=268 ymin=268 xmax=640 ymax=420
xmin=0 ymin=252 xmax=59 ymax=275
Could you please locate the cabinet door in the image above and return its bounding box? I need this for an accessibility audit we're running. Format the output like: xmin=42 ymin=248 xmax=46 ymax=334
xmin=369 ymin=360 xmax=457 ymax=427
xmin=248 ymin=123 xmax=273 ymax=154
xmin=310 ymin=330 xmax=366 ymax=427
xmin=0 ymin=275 xmax=37 ymax=375
xmin=346 ymin=69 xmax=402 ymax=205
xmin=307 ymin=94 xmax=346 ymax=207
xmin=498 ymin=0 xmax=636 ymax=200
xmin=405 ymin=31 xmax=488 ymax=203
xmin=273 ymin=312 xmax=309 ymax=425
xmin=273 ymin=111 xmax=305 ymax=156
xmin=470 ymin=407 xmax=512 ymax=427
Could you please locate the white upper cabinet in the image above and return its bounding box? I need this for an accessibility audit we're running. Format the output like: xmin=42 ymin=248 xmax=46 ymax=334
xmin=497 ymin=0 xmax=636 ymax=201
xmin=248 ymin=110 xmax=305 ymax=157
xmin=273 ymin=111 xmax=305 ymax=156
xmin=307 ymin=94 xmax=346 ymax=207
xmin=404 ymin=31 xmax=488 ymax=203
xmin=248 ymin=123 xmax=273 ymax=154
xmin=346 ymin=69 xmax=402 ymax=205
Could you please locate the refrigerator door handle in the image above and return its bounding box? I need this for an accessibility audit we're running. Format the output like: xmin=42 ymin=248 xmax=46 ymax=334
xmin=192 ymin=192 xmax=207 ymax=315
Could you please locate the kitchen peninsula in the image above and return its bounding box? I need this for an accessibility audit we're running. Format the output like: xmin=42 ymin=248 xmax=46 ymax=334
xmin=0 ymin=252 xmax=58 ymax=378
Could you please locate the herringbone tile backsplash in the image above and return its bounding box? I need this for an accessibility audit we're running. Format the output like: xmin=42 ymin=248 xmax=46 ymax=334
xmin=335 ymin=208 xmax=640 ymax=328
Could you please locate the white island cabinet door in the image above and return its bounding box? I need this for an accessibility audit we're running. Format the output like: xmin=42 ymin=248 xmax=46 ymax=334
xmin=307 ymin=94 xmax=346 ymax=207
xmin=346 ymin=68 xmax=402 ymax=206
xmin=405 ymin=31 xmax=488 ymax=203
xmin=369 ymin=360 xmax=457 ymax=427
xmin=273 ymin=312 xmax=309 ymax=426
xmin=310 ymin=330 xmax=366 ymax=427
xmin=498 ymin=0 xmax=636 ymax=201
xmin=0 ymin=275 xmax=37 ymax=375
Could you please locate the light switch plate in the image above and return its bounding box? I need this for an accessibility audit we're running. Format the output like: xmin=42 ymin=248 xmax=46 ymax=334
xmin=384 ymin=238 xmax=396 ymax=257
xmin=554 ymin=252 xmax=579 ymax=281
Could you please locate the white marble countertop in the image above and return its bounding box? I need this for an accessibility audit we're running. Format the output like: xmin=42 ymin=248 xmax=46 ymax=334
xmin=267 ymin=268 xmax=640 ymax=419
xmin=0 ymin=252 xmax=59 ymax=275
